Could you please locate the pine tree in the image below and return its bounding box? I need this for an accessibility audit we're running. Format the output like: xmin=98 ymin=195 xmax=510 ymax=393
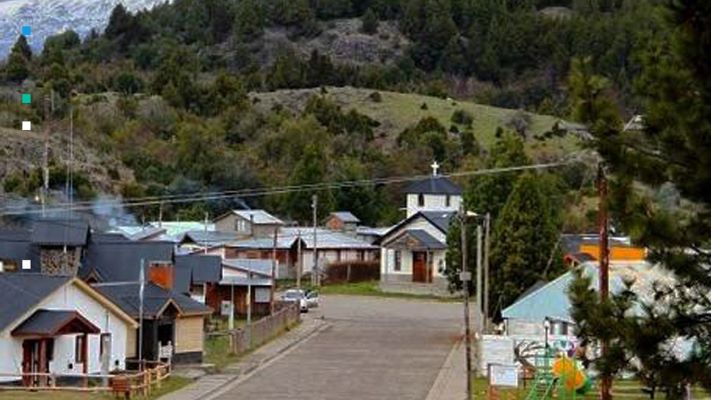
xmin=5 ymin=36 xmax=31 ymax=83
xmin=568 ymin=0 xmax=711 ymax=391
xmin=361 ymin=8 xmax=379 ymax=34
xmin=465 ymin=133 xmax=530 ymax=221
xmin=234 ymin=0 xmax=264 ymax=41
xmin=489 ymin=172 xmax=563 ymax=316
xmin=284 ymin=144 xmax=334 ymax=223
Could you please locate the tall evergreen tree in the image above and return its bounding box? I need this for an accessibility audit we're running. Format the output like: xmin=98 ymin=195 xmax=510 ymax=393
xmin=5 ymin=36 xmax=32 ymax=83
xmin=489 ymin=172 xmax=563 ymax=316
xmin=234 ymin=0 xmax=264 ymax=41
xmin=284 ymin=144 xmax=335 ymax=223
xmin=568 ymin=0 xmax=711 ymax=392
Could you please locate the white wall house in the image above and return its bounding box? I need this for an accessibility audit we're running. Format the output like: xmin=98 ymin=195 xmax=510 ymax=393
xmin=379 ymin=164 xmax=462 ymax=295
xmin=0 ymin=275 xmax=137 ymax=384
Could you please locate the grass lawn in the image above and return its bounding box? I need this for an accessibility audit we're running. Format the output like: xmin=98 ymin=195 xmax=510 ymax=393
xmin=204 ymin=334 xmax=241 ymax=371
xmin=319 ymin=280 xmax=459 ymax=302
xmin=251 ymin=86 xmax=579 ymax=156
xmin=0 ymin=376 xmax=192 ymax=400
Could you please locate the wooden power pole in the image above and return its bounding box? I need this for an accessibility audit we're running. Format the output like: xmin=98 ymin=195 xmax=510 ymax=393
xmin=459 ymin=204 xmax=473 ymax=400
xmin=598 ymin=163 xmax=612 ymax=400
xmin=271 ymin=228 xmax=278 ymax=314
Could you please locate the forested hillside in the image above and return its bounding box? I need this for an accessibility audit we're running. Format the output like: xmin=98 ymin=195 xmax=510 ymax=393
xmin=0 ymin=0 xmax=661 ymax=226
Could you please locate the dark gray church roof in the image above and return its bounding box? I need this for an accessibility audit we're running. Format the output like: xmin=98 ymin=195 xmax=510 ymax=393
xmin=404 ymin=176 xmax=462 ymax=195
xmin=0 ymin=274 xmax=71 ymax=332
xmin=11 ymin=309 xmax=99 ymax=336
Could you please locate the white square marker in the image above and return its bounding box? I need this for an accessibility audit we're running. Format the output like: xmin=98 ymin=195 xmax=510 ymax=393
xmin=22 ymin=260 xmax=31 ymax=270
xmin=21 ymin=121 xmax=31 ymax=131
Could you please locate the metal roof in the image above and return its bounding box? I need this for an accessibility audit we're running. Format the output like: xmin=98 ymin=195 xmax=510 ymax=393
xmin=94 ymin=282 xmax=211 ymax=318
xmin=502 ymin=261 xmax=680 ymax=323
xmin=378 ymin=211 xmax=455 ymax=245
xmin=83 ymin=240 xmax=175 ymax=282
xmin=11 ymin=310 xmax=100 ymax=337
xmin=219 ymin=276 xmax=273 ymax=287
xmin=175 ymin=254 xmax=222 ymax=284
xmin=329 ymin=212 xmax=360 ymax=223
xmin=281 ymin=228 xmax=377 ymax=249
xmin=400 ymin=229 xmax=447 ymax=250
xmin=0 ymin=229 xmax=39 ymax=271
xmin=181 ymin=231 xmax=238 ymax=247
xmin=222 ymin=259 xmax=273 ymax=277
xmin=404 ymin=176 xmax=462 ymax=195
xmin=31 ymin=219 xmax=90 ymax=246
xmin=232 ymin=210 xmax=284 ymax=225
xmin=0 ymin=274 xmax=71 ymax=332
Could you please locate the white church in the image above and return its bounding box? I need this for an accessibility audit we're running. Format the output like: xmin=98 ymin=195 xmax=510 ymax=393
xmin=378 ymin=162 xmax=462 ymax=295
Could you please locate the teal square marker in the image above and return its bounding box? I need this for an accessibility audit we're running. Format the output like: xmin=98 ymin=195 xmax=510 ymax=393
xmin=21 ymin=25 xmax=32 ymax=36
xmin=21 ymin=93 xmax=31 ymax=104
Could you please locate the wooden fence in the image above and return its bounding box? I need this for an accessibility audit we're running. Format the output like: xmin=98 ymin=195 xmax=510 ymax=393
xmin=210 ymin=302 xmax=300 ymax=354
xmin=0 ymin=360 xmax=171 ymax=398
xmin=325 ymin=261 xmax=380 ymax=283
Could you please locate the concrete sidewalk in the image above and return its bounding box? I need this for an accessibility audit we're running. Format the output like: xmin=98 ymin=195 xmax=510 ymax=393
xmin=426 ymin=337 xmax=468 ymax=400
xmin=159 ymin=316 xmax=329 ymax=400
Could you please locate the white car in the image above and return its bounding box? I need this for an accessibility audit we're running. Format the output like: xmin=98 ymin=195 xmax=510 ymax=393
xmin=282 ymin=289 xmax=308 ymax=312
xmin=305 ymin=291 xmax=320 ymax=308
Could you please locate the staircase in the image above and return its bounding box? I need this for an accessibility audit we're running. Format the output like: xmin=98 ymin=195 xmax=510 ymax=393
xmin=524 ymin=354 xmax=557 ymax=400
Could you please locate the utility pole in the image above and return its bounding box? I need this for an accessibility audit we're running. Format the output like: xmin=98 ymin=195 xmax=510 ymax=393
xmin=296 ymin=230 xmax=303 ymax=289
xmin=271 ymin=228 xmax=278 ymax=314
xmin=459 ymin=204 xmax=473 ymax=400
xmin=41 ymin=95 xmax=50 ymax=218
xmin=476 ymin=223 xmax=483 ymax=334
xmin=598 ymin=163 xmax=612 ymax=400
xmin=483 ymin=213 xmax=491 ymax=333
xmin=138 ymin=259 xmax=145 ymax=369
xmin=312 ymin=195 xmax=319 ymax=287
xmin=203 ymin=212 xmax=209 ymax=254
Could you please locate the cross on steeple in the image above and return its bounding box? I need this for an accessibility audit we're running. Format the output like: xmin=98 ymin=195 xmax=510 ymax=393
xmin=431 ymin=161 xmax=440 ymax=176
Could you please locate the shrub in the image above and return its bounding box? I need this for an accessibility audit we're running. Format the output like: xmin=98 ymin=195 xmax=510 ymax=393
xmin=420 ymin=102 xmax=428 ymax=110
xmin=361 ymin=8 xmax=379 ymax=35
xmin=451 ymin=109 xmax=474 ymax=127
xmin=369 ymin=91 xmax=382 ymax=102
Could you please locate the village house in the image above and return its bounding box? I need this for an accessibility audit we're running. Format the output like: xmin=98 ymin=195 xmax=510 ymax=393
xmin=378 ymin=163 xmax=462 ymax=295
xmin=324 ymin=211 xmax=360 ymax=232
xmin=94 ymin=282 xmax=212 ymax=365
xmin=213 ymin=209 xmax=284 ymax=237
xmin=0 ymin=274 xmax=138 ymax=385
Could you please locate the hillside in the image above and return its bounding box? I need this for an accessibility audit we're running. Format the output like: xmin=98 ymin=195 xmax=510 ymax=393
xmin=250 ymin=86 xmax=577 ymax=156
xmin=0 ymin=126 xmax=133 ymax=196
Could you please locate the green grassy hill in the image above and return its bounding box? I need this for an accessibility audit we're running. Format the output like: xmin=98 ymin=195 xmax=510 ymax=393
xmin=250 ymin=86 xmax=579 ymax=157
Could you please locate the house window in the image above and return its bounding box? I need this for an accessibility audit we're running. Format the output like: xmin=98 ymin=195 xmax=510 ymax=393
xmin=418 ymin=194 xmax=425 ymax=207
xmin=394 ymin=251 xmax=402 ymax=271
xmin=446 ymin=195 xmax=451 ymax=207
xmin=75 ymin=335 xmax=86 ymax=364
xmin=236 ymin=219 xmax=248 ymax=232
xmin=0 ymin=259 xmax=18 ymax=272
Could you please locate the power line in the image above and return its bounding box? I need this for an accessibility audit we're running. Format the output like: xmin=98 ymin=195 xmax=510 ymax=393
xmin=0 ymin=158 xmax=582 ymax=217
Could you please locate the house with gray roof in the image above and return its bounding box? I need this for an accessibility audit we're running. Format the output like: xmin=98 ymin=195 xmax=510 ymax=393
xmin=325 ymin=211 xmax=361 ymax=232
xmin=94 ymin=281 xmax=212 ymax=365
xmin=213 ymin=209 xmax=284 ymax=237
xmin=0 ymin=274 xmax=137 ymax=385
xmin=377 ymin=163 xmax=461 ymax=296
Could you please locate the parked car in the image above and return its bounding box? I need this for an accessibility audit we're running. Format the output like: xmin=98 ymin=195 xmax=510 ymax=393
xmin=281 ymin=289 xmax=308 ymax=312
xmin=305 ymin=291 xmax=320 ymax=308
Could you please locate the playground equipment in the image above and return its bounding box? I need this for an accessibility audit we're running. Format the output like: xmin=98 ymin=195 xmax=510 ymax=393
xmin=524 ymin=350 xmax=593 ymax=400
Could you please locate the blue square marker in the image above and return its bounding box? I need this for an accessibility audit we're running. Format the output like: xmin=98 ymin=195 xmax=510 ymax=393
xmin=22 ymin=93 xmax=31 ymax=104
xmin=21 ymin=25 xmax=32 ymax=36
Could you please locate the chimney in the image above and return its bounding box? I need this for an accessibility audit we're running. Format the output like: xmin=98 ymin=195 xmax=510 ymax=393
xmin=148 ymin=262 xmax=174 ymax=290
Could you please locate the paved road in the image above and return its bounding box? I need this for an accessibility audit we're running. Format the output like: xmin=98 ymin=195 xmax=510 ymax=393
xmin=213 ymin=295 xmax=461 ymax=400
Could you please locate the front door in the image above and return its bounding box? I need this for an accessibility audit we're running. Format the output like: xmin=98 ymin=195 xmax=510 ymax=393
xmin=22 ymin=339 xmax=51 ymax=387
xmin=412 ymin=252 xmax=429 ymax=283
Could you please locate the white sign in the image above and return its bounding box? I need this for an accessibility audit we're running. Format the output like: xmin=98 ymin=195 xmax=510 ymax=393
xmin=489 ymin=364 xmax=518 ymax=388
xmin=255 ymin=287 xmax=270 ymax=303
xmin=22 ymin=259 xmax=31 ymax=270
xmin=220 ymin=301 xmax=232 ymax=316
xmin=159 ymin=343 xmax=173 ymax=359
xmin=459 ymin=271 xmax=472 ymax=281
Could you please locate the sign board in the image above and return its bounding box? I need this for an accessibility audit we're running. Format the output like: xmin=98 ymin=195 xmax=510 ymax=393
xmin=220 ymin=301 xmax=232 ymax=316
xmin=159 ymin=343 xmax=173 ymax=359
xmin=489 ymin=364 xmax=518 ymax=388
xmin=255 ymin=287 xmax=270 ymax=303
xmin=459 ymin=271 xmax=472 ymax=281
